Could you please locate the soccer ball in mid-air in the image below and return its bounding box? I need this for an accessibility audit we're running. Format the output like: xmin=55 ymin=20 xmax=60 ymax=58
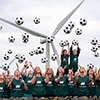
xmin=87 ymin=63 xmax=94 ymax=69
xmin=22 ymin=33 xmax=29 ymax=43
xmin=7 ymin=49 xmax=12 ymax=54
xmin=34 ymin=50 xmax=39 ymax=55
xmin=47 ymin=36 xmax=53 ymax=43
xmin=75 ymin=28 xmax=82 ymax=35
xmin=64 ymin=26 xmax=71 ymax=34
xmin=15 ymin=53 xmax=20 ymax=59
xmin=91 ymin=46 xmax=98 ymax=52
xmin=33 ymin=17 xmax=40 ymax=24
xmin=64 ymin=40 xmax=69 ymax=46
xmin=37 ymin=47 xmax=44 ymax=54
xmin=98 ymin=43 xmax=100 ymax=48
xmin=4 ymin=54 xmax=9 ymax=60
xmin=72 ymin=39 xmax=78 ymax=46
xmin=94 ymin=52 xmax=99 ymax=57
xmin=59 ymin=40 xmax=65 ymax=47
xmin=2 ymin=63 xmax=9 ymax=71
xmin=41 ymin=57 xmax=48 ymax=63
xmin=0 ymin=24 xmax=2 ymax=30
xmin=18 ymin=54 xmax=25 ymax=63
xmin=91 ymin=38 xmax=98 ymax=45
xmin=8 ymin=36 xmax=15 ymax=43
xmin=80 ymin=18 xmax=87 ymax=26
xmin=68 ymin=21 xmax=75 ymax=29
xmin=15 ymin=17 xmax=24 ymax=25
xmin=29 ymin=50 xmax=34 ymax=56
xmin=51 ymin=54 xmax=57 ymax=61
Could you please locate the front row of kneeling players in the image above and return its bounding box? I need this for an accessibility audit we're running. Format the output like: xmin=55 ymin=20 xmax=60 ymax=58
xmin=0 ymin=61 xmax=100 ymax=98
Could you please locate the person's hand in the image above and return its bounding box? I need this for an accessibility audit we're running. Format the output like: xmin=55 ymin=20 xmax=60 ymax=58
xmin=2 ymin=72 xmax=5 ymax=76
xmin=16 ymin=63 xmax=19 ymax=69
xmin=45 ymin=65 xmax=49 ymax=71
xmin=64 ymin=65 xmax=67 ymax=70
xmin=76 ymin=77 xmax=78 ymax=82
xmin=29 ymin=61 xmax=32 ymax=66
xmin=25 ymin=61 xmax=28 ymax=66
xmin=77 ymin=42 xmax=79 ymax=46
xmin=12 ymin=75 xmax=15 ymax=80
xmin=7 ymin=70 xmax=10 ymax=75
xmin=21 ymin=79 xmax=25 ymax=84
xmin=95 ymin=67 xmax=97 ymax=73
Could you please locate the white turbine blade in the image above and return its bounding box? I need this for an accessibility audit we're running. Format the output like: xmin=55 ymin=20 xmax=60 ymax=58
xmin=52 ymin=0 xmax=85 ymax=37
xmin=51 ymin=42 xmax=60 ymax=66
xmin=9 ymin=58 xmax=16 ymax=66
xmin=46 ymin=41 xmax=50 ymax=68
xmin=40 ymin=38 xmax=47 ymax=44
xmin=0 ymin=18 xmax=47 ymax=38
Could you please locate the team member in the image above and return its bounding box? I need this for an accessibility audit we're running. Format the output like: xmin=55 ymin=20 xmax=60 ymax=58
xmin=70 ymin=42 xmax=80 ymax=74
xmin=8 ymin=70 xmax=28 ymax=98
xmin=60 ymin=43 xmax=70 ymax=74
xmin=74 ymin=66 xmax=92 ymax=99
xmin=31 ymin=66 xmax=49 ymax=97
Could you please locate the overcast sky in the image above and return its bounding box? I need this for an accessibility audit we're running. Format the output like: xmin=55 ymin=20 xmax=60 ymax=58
xmin=0 ymin=0 xmax=100 ymax=75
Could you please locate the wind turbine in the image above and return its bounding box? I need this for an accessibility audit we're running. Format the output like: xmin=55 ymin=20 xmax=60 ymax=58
xmin=0 ymin=0 xmax=85 ymax=68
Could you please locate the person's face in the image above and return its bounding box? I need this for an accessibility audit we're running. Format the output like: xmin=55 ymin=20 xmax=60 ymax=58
xmin=48 ymin=69 xmax=53 ymax=74
xmin=14 ymin=70 xmax=20 ymax=77
xmin=0 ymin=74 xmax=3 ymax=79
xmin=89 ymin=69 xmax=93 ymax=75
xmin=73 ymin=50 xmax=77 ymax=55
xmin=28 ymin=70 xmax=33 ymax=76
xmin=58 ymin=67 xmax=64 ymax=74
xmin=35 ymin=67 xmax=41 ymax=74
xmin=64 ymin=50 xmax=67 ymax=55
xmin=80 ymin=67 xmax=85 ymax=73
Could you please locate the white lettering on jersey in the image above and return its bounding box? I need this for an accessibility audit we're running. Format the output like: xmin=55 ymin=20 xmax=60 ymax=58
xmin=48 ymin=81 xmax=52 ymax=84
xmin=28 ymin=80 xmax=31 ymax=83
xmin=37 ymin=81 xmax=41 ymax=84
xmin=80 ymin=82 xmax=85 ymax=86
xmin=59 ymin=81 xmax=64 ymax=84
xmin=16 ymin=85 xmax=20 ymax=88
xmin=0 ymin=87 xmax=3 ymax=90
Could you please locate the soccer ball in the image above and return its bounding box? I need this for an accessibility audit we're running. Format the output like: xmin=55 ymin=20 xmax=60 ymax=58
xmin=64 ymin=26 xmax=71 ymax=34
xmin=91 ymin=38 xmax=98 ymax=45
xmin=94 ymin=52 xmax=99 ymax=57
xmin=0 ymin=24 xmax=2 ymax=30
xmin=64 ymin=40 xmax=69 ymax=46
xmin=34 ymin=50 xmax=39 ymax=55
xmin=59 ymin=40 xmax=65 ymax=47
xmin=47 ymin=36 xmax=53 ymax=43
xmin=68 ymin=21 xmax=75 ymax=28
xmin=33 ymin=17 xmax=40 ymax=24
xmin=29 ymin=50 xmax=34 ymax=56
xmin=22 ymin=33 xmax=29 ymax=43
xmin=98 ymin=43 xmax=100 ymax=48
xmin=87 ymin=63 xmax=94 ymax=69
xmin=91 ymin=46 xmax=98 ymax=52
xmin=80 ymin=18 xmax=87 ymax=26
xmin=15 ymin=53 xmax=20 ymax=59
xmin=7 ymin=49 xmax=12 ymax=54
xmin=41 ymin=57 xmax=48 ymax=63
xmin=72 ymin=39 xmax=78 ymax=46
xmin=8 ymin=36 xmax=15 ymax=43
xmin=2 ymin=63 xmax=9 ymax=71
xmin=4 ymin=54 xmax=9 ymax=60
xmin=15 ymin=17 xmax=24 ymax=25
xmin=37 ymin=47 xmax=44 ymax=54
xmin=22 ymin=39 xmax=29 ymax=43
xmin=75 ymin=28 xmax=82 ymax=35
xmin=18 ymin=54 xmax=25 ymax=63
xmin=51 ymin=54 xmax=57 ymax=61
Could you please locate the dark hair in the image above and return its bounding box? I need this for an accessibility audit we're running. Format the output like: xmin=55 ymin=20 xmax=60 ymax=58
xmin=61 ymin=49 xmax=67 ymax=61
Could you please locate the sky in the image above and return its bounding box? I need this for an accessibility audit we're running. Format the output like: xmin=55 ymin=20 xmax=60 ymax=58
xmin=0 ymin=0 xmax=100 ymax=75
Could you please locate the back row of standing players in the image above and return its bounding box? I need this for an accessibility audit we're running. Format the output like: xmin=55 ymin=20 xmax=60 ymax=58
xmin=0 ymin=42 xmax=100 ymax=98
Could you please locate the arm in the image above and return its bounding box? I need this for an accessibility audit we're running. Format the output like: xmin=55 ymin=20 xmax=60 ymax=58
xmin=16 ymin=63 xmax=19 ymax=71
xmin=70 ymin=42 xmax=73 ymax=55
xmin=31 ymin=74 xmax=36 ymax=84
xmin=8 ymin=76 xmax=14 ymax=87
xmin=68 ymin=43 xmax=70 ymax=56
xmin=55 ymin=76 xmax=61 ymax=83
xmin=24 ymin=67 xmax=27 ymax=76
xmin=73 ymin=77 xmax=78 ymax=87
xmin=29 ymin=61 xmax=35 ymax=71
xmin=44 ymin=65 xmax=49 ymax=83
xmin=21 ymin=79 xmax=28 ymax=91
xmin=77 ymin=43 xmax=81 ymax=57
xmin=61 ymin=47 xmax=64 ymax=55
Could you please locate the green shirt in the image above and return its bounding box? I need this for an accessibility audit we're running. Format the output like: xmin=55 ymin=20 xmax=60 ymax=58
xmin=61 ymin=54 xmax=69 ymax=69
xmin=54 ymin=76 xmax=69 ymax=97
xmin=24 ymin=76 xmax=33 ymax=94
xmin=96 ymin=80 xmax=100 ymax=96
xmin=77 ymin=75 xmax=89 ymax=96
xmin=45 ymin=77 xmax=55 ymax=96
xmin=32 ymin=76 xmax=46 ymax=96
xmin=10 ymin=79 xmax=24 ymax=98
xmin=0 ymin=81 xmax=8 ymax=98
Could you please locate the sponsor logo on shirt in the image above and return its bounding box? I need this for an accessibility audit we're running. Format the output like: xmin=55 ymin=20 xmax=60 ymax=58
xmin=74 ymin=58 xmax=77 ymax=62
xmin=37 ymin=81 xmax=41 ymax=84
xmin=16 ymin=85 xmax=20 ymax=88
xmin=0 ymin=87 xmax=3 ymax=90
xmin=27 ymin=80 xmax=31 ymax=83
xmin=80 ymin=82 xmax=85 ymax=86
xmin=48 ymin=81 xmax=52 ymax=84
xmin=59 ymin=81 xmax=64 ymax=84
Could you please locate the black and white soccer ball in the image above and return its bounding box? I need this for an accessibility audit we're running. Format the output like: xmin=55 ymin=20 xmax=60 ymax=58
xmin=2 ymin=63 xmax=9 ymax=71
xmin=51 ymin=54 xmax=57 ymax=61
xmin=0 ymin=24 xmax=2 ymax=30
xmin=29 ymin=50 xmax=34 ymax=56
xmin=59 ymin=40 xmax=65 ymax=47
xmin=22 ymin=33 xmax=29 ymax=40
xmin=15 ymin=53 xmax=21 ymax=59
xmin=64 ymin=26 xmax=71 ymax=34
xmin=91 ymin=38 xmax=98 ymax=45
xmin=34 ymin=50 xmax=39 ymax=55
xmin=15 ymin=17 xmax=24 ymax=25
xmin=87 ymin=63 xmax=94 ymax=69
xmin=18 ymin=54 xmax=25 ymax=63
xmin=94 ymin=52 xmax=99 ymax=57
xmin=98 ymin=43 xmax=100 ymax=48
xmin=4 ymin=54 xmax=9 ymax=60
xmin=75 ymin=28 xmax=82 ymax=35
xmin=91 ymin=46 xmax=98 ymax=52
xmin=7 ymin=49 xmax=12 ymax=54
xmin=22 ymin=39 xmax=29 ymax=43
xmin=64 ymin=40 xmax=69 ymax=46
xmin=33 ymin=17 xmax=40 ymax=24
xmin=8 ymin=36 xmax=15 ymax=43
xmin=68 ymin=21 xmax=75 ymax=28
xmin=41 ymin=57 xmax=48 ymax=63
xmin=72 ymin=39 xmax=78 ymax=46
xmin=80 ymin=18 xmax=87 ymax=26
xmin=37 ymin=47 xmax=44 ymax=54
xmin=47 ymin=36 xmax=53 ymax=43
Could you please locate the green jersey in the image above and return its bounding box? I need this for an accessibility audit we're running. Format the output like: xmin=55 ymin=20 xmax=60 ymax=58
xmin=0 ymin=81 xmax=8 ymax=98
xmin=96 ymin=80 xmax=100 ymax=96
xmin=54 ymin=76 xmax=69 ymax=97
xmin=45 ymin=77 xmax=55 ymax=96
xmin=61 ymin=54 xmax=69 ymax=69
xmin=24 ymin=76 xmax=33 ymax=94
xmin=10 ymin=79 xmax=24 ymax=98
xmin=77 ymin=75 xmax=89 ymax=96
xmin=32 ymin=76 xmax=46 ymax=96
